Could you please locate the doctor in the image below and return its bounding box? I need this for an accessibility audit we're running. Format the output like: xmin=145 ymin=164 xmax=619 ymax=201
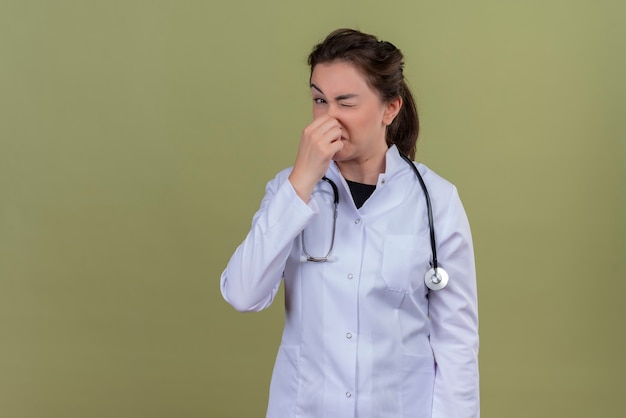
xmin=220 ymin=28 xmax=479 ymax=418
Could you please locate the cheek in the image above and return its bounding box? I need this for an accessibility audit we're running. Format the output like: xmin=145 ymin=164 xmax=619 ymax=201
xmin=365 ymin=109 xmax=386 ymax=129
xmin=354 ymin=112 xmax=378 ymax=131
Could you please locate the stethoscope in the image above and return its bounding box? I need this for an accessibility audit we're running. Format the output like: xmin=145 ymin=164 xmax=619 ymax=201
xmin=300 ymin=154 xmax=449 ymax=291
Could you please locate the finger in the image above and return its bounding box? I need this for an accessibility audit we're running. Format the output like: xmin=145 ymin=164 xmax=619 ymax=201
xmin=328 ymin=136 xmax=345 ymax=158
xmin=313 ymin=119 xmax=342 ymax=143
xmin=305 ymin=115 xmax=341 ymax=137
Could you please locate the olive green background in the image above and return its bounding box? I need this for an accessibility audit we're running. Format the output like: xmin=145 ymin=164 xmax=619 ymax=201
xmin=1 ymin=0 xmax=624 ymax=417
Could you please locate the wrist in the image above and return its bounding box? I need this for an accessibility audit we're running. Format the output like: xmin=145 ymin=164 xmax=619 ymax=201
xmin=288 ymin=170 xmax=318 ymax=202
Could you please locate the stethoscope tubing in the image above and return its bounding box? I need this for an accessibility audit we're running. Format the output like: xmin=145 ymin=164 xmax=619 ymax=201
xmin=300 ymin=176 xmax=338 ymax=262
xmin=301 ymin=154 xmax=449 ymax=290
xmin=399 ymin=153 xmax=439 ymax=271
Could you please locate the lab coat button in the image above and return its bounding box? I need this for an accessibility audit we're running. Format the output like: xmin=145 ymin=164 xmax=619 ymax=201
xmin=346 ymin=332 xmax=352 ymax=339
xmin=346 ymin=392 xmax=352 ymax=398
xmin=347 ymin=273 xmax=354 ymax=280
xmin=354 ymin=218 xmax=361 ymax=224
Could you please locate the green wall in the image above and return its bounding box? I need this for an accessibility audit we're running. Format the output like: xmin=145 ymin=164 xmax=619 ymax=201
xmin=1 ymin=1 xmax=624 ymax=417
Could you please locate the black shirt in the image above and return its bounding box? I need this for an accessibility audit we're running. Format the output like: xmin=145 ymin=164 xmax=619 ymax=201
xmin=346 ymin=179 xmax=376 ymax=209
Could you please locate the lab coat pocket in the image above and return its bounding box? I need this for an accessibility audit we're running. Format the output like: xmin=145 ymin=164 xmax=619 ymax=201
xmin=381 ymin=233 xmax=430 ymax=293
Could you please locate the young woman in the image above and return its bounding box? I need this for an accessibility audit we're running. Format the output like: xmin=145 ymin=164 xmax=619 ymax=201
xmin=220 ymin=28 xmax=479 ymax=418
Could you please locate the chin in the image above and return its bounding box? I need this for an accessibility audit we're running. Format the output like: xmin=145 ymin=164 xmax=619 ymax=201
xmin=332 ymin=150 xmax=352 ymax=162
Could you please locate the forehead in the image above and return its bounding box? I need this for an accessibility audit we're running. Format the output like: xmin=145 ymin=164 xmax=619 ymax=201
xmin=310 ymin=61 xmax=373 ymax=93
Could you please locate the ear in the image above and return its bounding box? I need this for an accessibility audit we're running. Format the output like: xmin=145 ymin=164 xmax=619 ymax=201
xmin=382 ymin=96 xmax=403 ymax=126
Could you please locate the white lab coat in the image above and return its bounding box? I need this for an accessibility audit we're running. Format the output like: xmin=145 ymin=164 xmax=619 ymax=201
xmin=221 ymin=145 xmax=479 ymax=418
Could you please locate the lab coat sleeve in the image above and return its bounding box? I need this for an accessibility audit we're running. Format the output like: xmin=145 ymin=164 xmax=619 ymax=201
xmin=429 ymin=186 xmax=480 ymax=418
xmin=220 ymin=172 xmax=317 ymax=312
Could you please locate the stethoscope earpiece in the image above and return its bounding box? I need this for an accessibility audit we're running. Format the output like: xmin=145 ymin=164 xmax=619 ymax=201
xmin=424 ymin=267 xmax=449 ymax=291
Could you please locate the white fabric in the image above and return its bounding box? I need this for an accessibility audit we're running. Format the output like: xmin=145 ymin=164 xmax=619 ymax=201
xmin=221 ymin=146 xmax=479 ymax=418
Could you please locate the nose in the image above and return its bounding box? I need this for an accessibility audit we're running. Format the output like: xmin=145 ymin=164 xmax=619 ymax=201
xmin=326 ymin=103 xmax=341 ymax=121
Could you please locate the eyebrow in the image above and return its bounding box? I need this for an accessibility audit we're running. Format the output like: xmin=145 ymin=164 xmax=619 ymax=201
xmin=310 ymin=83 xmax=359 ymax=101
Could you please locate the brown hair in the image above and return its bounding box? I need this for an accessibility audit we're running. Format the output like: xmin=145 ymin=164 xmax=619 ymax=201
xmin=308 ymin=28 xmax=419 ymax=159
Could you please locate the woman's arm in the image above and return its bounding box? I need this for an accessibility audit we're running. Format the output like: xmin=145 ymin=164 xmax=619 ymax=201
xmin=220 ymin=172 xmax=318 ymax=312
xmin=429 ymin=186 xmax=480 ymax=418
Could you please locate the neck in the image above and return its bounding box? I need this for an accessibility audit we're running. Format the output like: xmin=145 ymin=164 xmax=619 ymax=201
xmin=336 ymin=147 xmax=387 ymax=185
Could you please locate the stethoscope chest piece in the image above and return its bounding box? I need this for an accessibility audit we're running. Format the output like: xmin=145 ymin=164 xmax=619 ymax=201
xmin=425 ymin=267 xmax=449 ymax=291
